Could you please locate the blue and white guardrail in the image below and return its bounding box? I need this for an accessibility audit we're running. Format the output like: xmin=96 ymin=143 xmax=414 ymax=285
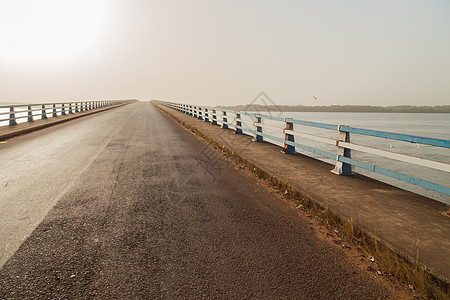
xmin=158 ymin=101 xmax=450 ymax=198
xmin=0 ymin=100 xmax=134 ymax=127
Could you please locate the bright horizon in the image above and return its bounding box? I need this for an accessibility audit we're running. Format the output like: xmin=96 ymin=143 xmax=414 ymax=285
xmin=0 ymin=0 xmax=449 ymax=107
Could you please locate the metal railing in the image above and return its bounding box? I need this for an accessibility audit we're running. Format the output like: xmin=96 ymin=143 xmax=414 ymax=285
xmin=0 ymin=100 xmax=133 ymax=127
xmin=158 ymin=101 xmax=450 ymax=197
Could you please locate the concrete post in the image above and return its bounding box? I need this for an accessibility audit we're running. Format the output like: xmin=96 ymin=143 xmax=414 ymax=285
xmin=61 ymin=103 xmax=66 ymax=115
xmin=235 ymin=112 xmax=242 ymax=134
xmin=332 ymin=126 xmax=353 ymax=175
xmin=282 ymin=118 xmax=295 ymax=154
xmin=27 ymin=105 xmax=34 ymax=122
xmin=212 ymin=110 xmax=217 ymax=125
xmin=221 ymin=111 xmax=228 ymax=129
xmin=253 ymin=115 xmax=263 ymax=142
xmin=41 ymin=105 xmax=47 ymax=119
xmin=9 ymin=107 xmax=17 ymax=126
xmin=52 ymin=104 xmax=57 ymax=117
xmin=204 ymin=108 xmax=209 ymax=122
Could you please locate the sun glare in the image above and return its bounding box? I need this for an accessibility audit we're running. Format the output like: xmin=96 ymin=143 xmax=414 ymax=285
xmin=0 ymin=0 xmax=106 ymax=65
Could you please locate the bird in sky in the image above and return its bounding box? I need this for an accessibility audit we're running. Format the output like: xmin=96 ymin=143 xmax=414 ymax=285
xmin=313 ymin=95 xmax=318 ymax=101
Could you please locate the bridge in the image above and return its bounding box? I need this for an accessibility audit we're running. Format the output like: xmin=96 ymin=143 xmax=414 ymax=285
xmin=0 ymin=101 xmax=448 ymax=298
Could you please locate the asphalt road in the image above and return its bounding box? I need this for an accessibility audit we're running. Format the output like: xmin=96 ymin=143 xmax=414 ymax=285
xmin=0 ymin=102 xmax=396 ymax=299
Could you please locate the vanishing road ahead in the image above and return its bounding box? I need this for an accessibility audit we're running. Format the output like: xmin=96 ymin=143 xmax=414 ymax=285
xmin=1 ymin=102 xmax=397 ymax=298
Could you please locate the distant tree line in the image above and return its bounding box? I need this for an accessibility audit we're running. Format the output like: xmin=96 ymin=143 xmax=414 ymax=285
xmin=216 ymin=104 xmax=450 ymax=113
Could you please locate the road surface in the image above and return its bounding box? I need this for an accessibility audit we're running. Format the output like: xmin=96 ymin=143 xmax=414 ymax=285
xmin=1 ymin=102 xmax=397 ymax=298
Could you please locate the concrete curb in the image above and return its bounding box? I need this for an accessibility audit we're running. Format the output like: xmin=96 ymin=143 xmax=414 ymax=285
xmin=0 ymin=101 xmax=136 ymax=141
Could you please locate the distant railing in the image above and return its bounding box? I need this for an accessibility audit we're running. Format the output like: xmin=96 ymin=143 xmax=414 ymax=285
xmin=0 ymin=100 xmax=133 ymax=127
xmin=158 ymin=101 xmax=450 ymax=197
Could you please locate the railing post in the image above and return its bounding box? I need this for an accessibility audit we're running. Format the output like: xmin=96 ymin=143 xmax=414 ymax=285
xmin=9 ymin=107 xmax=17 ymax=126
xmin=190 ymin=105 xmax=193 ymax=116
xmin=193 ymin=106 xmax=197 ymax=118
xmin=221 ymin=111 xmax=228 ymax=129
xmin=332 ymin=125 xmax=353 ymax=175
xmin=282 ymin=118 xmax=295 ymax=154
xmin=198 ymin=107 xmax=203 ymax=120
xmin=41 ymin=105 xmax=47 ymax=119
xmin=75 ymin=102 xmax=79 ymax=113
xmin=61 ymin=103 xmax=66 ymax=115
xmin=69 ymin=103 xmax=73 ymax=114
xmin=235 ymin=112 xmax=242 ymax=134
xmin=253 ymin=115 xmax=263 ymax=142
xmin=27 ymin=105 xmax=34 ymax=122
xmin=52 ymin=104 xmax=57 ymax=117
xmin=212 ymin=110 xmax=217 ymax=125
xmin=204 ymin=108 xmax=209 ymax=122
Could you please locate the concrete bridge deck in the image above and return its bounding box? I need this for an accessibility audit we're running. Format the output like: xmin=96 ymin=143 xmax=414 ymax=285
xmin=0 ymin=101 xmax=437 ymax=298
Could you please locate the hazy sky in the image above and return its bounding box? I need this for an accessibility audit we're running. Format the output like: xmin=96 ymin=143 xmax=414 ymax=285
xmin=0 ymin=0 xmax=449 ymax=106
